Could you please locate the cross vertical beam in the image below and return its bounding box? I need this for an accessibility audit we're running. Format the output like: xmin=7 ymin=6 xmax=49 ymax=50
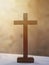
xmin=23 ymin=13 xmax=28 ymax=58
xmin=14 ymin=13 xmax=37 ymax=63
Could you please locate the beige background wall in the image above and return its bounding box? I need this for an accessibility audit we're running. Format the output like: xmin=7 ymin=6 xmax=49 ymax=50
xmin=0 ymin=0 xmax=49 ymax=56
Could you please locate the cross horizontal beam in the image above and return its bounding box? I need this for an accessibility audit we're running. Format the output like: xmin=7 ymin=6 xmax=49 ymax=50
xmin=14 ymin=21 xmax=23 ymax=25
xmin=27 ymin=20 xmax=37 ymax=25
xmin=14 ymin=20 xmax=37 ymax=25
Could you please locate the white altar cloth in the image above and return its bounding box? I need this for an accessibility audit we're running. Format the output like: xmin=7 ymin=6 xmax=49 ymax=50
xmin=0 ymin=53 xmax=49 ymax=65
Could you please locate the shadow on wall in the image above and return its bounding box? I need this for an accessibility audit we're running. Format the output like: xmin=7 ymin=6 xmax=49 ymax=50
xmin=36 ymin=28 xmax=49 ymax=56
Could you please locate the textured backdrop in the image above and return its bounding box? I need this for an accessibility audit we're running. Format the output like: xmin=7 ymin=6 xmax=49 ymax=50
xmin=0 ymin=0 xmax=49 ymax=56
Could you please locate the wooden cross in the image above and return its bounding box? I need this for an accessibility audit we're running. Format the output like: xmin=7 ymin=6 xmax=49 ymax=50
xmin=14 ymin=13 xmax=37 ymax=63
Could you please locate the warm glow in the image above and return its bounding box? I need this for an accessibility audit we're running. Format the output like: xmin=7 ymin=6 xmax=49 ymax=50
xmin=0 ymin=0 xmax=37 ymax=53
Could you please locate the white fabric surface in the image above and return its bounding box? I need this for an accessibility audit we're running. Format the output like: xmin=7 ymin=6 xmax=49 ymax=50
xmin=0 ymin=53 xmax=49 ymax=65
